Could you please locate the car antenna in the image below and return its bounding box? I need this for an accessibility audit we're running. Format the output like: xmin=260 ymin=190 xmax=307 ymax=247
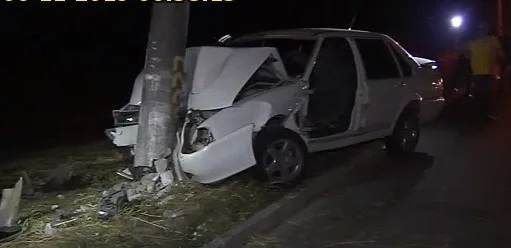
xmin=348 ymin=1 xmax=363 ymax=30
xmin=348 ymin=13 xmax=358 ymax=30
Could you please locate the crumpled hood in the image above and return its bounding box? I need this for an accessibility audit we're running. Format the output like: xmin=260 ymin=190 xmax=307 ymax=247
xmin=185 ymin=46 xmax=286 ymax=110
xmin=128 ymin=46 xmax=287 ymax=110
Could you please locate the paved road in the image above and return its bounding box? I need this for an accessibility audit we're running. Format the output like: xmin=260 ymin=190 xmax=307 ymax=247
xmin=250 ymin=99 xmax=511 ymax=248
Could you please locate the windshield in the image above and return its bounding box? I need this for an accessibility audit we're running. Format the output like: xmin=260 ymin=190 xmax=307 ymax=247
xmin=229 ymin=38 xmax=315 ymax=78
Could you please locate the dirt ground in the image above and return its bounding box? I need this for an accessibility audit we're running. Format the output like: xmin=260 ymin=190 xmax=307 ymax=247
xmin=0 ymin=141 xmax=286 ymax=248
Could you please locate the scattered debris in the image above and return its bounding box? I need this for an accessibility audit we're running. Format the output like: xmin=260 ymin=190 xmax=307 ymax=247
xmin=51 ymin=205 xmax=59 ymax=211
xmin=0 ymin=177 xmax=23 ymax=228
xmin=97 ymin=185 xmax=128 ymax=219
xmin=43 ymin=223 xmax=56 ymax=236
xmin=57 ymin=194 xmax=65 ymax=200
xmin=98 ymin=150 xmax=187 ymax=220
xmin=116 ymin=168 xmax=134 ymax=181
xmin=0 ymin=177 xmax=23 ymax=243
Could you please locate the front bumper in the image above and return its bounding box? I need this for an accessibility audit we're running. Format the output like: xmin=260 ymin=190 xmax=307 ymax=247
xmin=105 ymin=125 xmax=138 ymax=147
xmin=178 ymin=124 xmax=257 ymax=184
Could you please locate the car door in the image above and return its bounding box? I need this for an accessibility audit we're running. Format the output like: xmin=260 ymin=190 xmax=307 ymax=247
xmin=353 ymin=38 xmax=408 ymax=132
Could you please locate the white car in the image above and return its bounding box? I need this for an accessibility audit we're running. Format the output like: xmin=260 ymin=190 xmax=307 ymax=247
xmin=106 ymin=28 xmax=444 ymax=185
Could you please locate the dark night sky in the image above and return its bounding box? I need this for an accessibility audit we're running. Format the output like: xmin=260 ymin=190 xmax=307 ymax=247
xmin=0 ymin=0 xmax=495 ymax=152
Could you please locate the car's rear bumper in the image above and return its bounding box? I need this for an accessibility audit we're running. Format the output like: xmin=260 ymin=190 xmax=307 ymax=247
xmin=420 ymin=97 xmax=445 ymax=123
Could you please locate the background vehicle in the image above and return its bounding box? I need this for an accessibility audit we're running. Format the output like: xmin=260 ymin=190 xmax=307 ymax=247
xmin=106 ymin=28 xmax=445 ymax=185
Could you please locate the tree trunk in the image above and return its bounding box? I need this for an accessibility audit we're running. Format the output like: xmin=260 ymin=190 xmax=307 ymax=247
xmin=134 ymin=3 xmax=189 ymax=175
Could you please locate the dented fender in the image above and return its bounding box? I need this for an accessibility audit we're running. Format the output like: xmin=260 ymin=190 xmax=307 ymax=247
xmin=197 ymin=101 xmax=274 ymax=140
xmin=178 ymin=124 xmax=257 ymax=184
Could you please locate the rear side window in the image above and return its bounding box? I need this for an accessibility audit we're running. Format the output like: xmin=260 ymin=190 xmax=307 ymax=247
xmin=389 ymin=44 xmax=413 ymax=77
xmin=355 ymin=39 xmax=400 ymax=80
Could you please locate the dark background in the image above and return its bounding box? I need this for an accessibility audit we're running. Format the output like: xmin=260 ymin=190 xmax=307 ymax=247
xmin=0 ymin=0 xmax=496 ymax=155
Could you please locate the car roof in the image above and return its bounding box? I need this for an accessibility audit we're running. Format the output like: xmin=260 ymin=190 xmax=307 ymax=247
xmin=236 ymin=28 xmax=381 ymax=40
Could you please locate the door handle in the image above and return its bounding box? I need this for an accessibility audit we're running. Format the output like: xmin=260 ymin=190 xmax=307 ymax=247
xmin=393 ymin=83 xmax=406 ymax=87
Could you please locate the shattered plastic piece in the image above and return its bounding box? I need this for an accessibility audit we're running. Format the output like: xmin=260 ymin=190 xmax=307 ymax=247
xmin=97 ymin=188 xmax=128 ymax=219
xmin=57 ymin=194 xmax=64 ymax=199
xmin=141 ymin=173 xmax=159 ymax=183
xmin=51 ymin=205 xmax=59 ymax=211
xmin=43 ymin=223 xmax=56 ymax=236
xmin=116 ymin=168 xmax=134 ymax=180
xmin=0 ymin=177 xmax=23 ymax=228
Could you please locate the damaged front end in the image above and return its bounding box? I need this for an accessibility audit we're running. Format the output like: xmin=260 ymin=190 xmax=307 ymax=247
xmin=104 ymin=104 xmax=140 ymax=149
xmin=106 ymin=46 xmax=300 ymax=184
xmin=177 ymin=112 xmax=257 ymax=183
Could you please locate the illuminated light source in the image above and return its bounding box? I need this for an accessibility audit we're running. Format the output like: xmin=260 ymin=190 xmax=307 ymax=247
xmin=450 ymin=16 xmax=463 ymax=28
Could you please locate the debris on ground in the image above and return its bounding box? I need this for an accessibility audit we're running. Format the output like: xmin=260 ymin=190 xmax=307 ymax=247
xmin=97 ymin=150 xmax=182 ymax=219
xmin=0 ymin=140 xmax=310 ymax=247
xmin=42 ymin=223 xmax=56 ymax=236
xmin=0 ymin=177 xmax=23 ymax=243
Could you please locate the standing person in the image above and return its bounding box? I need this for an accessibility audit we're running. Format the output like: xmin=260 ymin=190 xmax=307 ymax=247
xmin=499 ymin=34 xmax=511 ymax=95
xmin=465 ymin=21 xmax=504 ymax=120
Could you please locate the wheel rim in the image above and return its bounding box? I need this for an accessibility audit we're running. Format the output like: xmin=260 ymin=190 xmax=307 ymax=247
xmin=262 ymin=139 xmax=304 ymax=183
xmin=399 ymin=119 xmax=419 ymax=151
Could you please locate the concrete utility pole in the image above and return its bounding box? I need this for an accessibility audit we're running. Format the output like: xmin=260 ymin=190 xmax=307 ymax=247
xmin=133 ymin=3 xmax=190 ymax=178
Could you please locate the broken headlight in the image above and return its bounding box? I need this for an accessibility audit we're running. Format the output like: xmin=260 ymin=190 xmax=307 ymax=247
xmin=191 ymin=127 xmax=214 ymax=151
xmin=113 ymin=105 xmax=140 ymax=126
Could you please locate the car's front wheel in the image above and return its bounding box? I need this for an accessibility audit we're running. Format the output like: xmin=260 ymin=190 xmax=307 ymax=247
xmin=252 ymin=127 xmax=307 ymax=185
xmin=385 ymin=111 xmax=420 ymax=156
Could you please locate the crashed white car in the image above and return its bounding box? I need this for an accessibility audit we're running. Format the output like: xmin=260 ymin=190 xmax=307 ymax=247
xmin=106 ymin=28 xmax=444 ymax=185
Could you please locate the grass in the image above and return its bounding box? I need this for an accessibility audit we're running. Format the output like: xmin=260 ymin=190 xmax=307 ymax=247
xmin=0 ymin=141 xmax=286 ymax=248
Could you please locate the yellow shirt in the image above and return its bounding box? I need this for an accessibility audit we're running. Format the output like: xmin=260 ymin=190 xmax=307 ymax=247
xmin=467 ymin=36 xmax=502 ymax=75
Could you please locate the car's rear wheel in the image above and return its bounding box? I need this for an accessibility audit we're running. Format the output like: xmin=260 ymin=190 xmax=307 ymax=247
xmin=253 ymin=127 xmax=307 ymax=185
xmin=385 ymin=111 xmax=420 ymax=156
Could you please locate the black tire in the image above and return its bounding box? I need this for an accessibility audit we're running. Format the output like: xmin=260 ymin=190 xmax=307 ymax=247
xmin=252 ymin=127 xmax=307 ymax=186
xmin=385 ymin=111 xmax=420 ymax=156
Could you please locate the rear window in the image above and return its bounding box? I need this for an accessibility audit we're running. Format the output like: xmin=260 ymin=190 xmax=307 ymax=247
xmin=355 ymin=39 xmax=400 ymax=80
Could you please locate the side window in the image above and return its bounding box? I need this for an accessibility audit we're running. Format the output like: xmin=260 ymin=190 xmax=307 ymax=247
xmin=389 ymin=43 xmax=413 ymax=77
xmin=355 ymin=39 xmax=400 ymax=80
xmin=309 ymin=37 xmax=357 ymax=89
